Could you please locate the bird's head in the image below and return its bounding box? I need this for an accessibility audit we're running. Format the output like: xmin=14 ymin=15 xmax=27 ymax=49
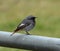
xmin=26 ymin=15 xmax=36 ymax=20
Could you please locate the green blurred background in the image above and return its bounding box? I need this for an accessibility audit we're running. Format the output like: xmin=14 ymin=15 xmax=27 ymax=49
xmin=0 ymin=0 xmax=60 ymax=51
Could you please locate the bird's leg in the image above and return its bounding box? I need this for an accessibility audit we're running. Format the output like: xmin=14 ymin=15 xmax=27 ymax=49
xmin=25 ymin=30 xmax=30 ymax=35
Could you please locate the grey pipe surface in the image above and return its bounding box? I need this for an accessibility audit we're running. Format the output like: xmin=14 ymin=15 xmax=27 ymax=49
xmin=0 ymin=31 xmax=60 ymax=51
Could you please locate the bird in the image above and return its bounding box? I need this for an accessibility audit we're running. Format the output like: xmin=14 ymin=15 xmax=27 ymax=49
xmin=10 ymin=15 xmax=36 ymax=36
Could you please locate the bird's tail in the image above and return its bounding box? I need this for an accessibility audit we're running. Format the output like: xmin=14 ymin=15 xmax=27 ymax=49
xmin=10 ymin=27 xmax=20 ymax=36
xmin=10 ymin=31 xmax=16 ymax=36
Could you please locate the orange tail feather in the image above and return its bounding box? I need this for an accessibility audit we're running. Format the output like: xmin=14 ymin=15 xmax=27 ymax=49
xmin=10 ymin=32 xmax=16 ymax=36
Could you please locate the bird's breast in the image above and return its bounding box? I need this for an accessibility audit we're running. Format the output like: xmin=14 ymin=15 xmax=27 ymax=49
xmin=24 ymin=22 xmax=35 ymax=31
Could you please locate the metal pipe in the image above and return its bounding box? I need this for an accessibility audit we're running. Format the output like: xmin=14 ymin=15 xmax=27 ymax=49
xmin=0 ymin=31 xmax=60 ymax=51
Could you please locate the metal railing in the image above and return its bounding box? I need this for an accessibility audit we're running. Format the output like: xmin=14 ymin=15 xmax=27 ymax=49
xmin=0 ymin=31 xmax=60 ymax=51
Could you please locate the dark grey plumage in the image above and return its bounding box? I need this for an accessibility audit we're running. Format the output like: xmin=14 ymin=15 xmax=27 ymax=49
xmin=10 ymin=15 xmax=36 ymax=36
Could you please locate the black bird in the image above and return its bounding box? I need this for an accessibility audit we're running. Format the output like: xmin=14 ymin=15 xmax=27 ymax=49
xmin=10 ymin=15 xmax=36 ymax=36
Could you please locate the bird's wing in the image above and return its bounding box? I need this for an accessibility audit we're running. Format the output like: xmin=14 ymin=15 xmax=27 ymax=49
xmin=11 ymin=19 xmax=31 ymax=36
xmin=11 ymin=19 xmax=31 ymax=35
xmin=15 ymin=19 xmax=31 ymax=32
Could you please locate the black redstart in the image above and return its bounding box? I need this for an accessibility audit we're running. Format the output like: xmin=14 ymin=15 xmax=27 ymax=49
xmin=10 ymin=15 xmax=36 ymax=36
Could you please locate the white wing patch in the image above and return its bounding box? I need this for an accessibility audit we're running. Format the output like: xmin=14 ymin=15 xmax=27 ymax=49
xmin=19 ymin=23 xmax=25 ymax=27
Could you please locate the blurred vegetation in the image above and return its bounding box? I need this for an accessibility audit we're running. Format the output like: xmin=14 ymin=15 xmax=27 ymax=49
xmin=0 ymin=0 xmax=60 ymax=51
